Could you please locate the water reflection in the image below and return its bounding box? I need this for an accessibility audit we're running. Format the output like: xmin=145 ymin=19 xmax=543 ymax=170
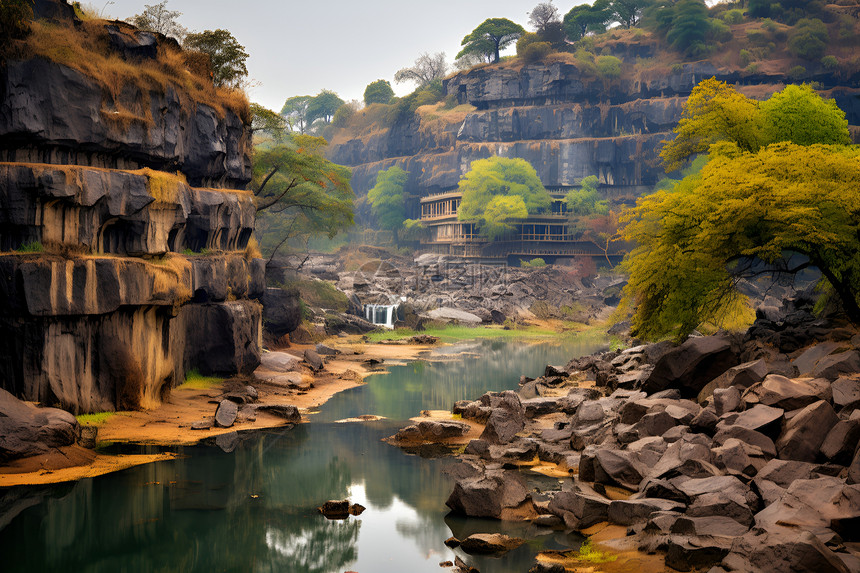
xmin=0 ymin=337 xmax=603 ymax=573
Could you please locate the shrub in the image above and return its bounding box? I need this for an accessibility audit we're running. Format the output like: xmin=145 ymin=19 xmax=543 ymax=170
xmin=332 ymin=103 xmax=355 ymax=127
xmin=521 ymin=257 xmax=547 ymax=268
xmin=745 ymin=62 xmax=760 ymax=73
xmin=788 ymin=65 xmax=806 ymax=80
xmin=739 ymin=49 xmax=753 ymax=67
xmin=722 ymin=9 xmax=744 ymax=25
xmin=821 ymin=55 xmax=839 ymax=70
xmin=596 ymin=55 xmax=622 ymax=79
xmin=788 ymin=18 xmax=827 ymax=60
xmin=709 ymin=19 xmax=732 ymax=43
xmin=521 ymin=41 xmax=552 ymax=63
xmin=746 ymin=29 xmax=770 ymax=46
xmin=0 ymin=0 xmax=32 ymax=44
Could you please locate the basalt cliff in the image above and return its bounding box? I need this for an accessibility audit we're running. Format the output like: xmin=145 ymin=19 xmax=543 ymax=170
xmin=328 ymin=52 xmax=860 ymax=215
xmin=0 ymin=1 xmax=262 ymax=414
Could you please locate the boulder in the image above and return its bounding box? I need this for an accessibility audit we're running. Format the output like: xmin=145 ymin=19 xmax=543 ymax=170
xmin=446 ymin=470 xmax=534 ymax=519
xmin=713 ymin=426 xmax=777 ymax=459
xmin=849 ymin=447 xmax=860 ymax=485
xmin=713 ymin=387 xmax=742 ymax=416
xmin=643 ymin=336 xmax=738 ymax=397
xmin=669 ymin=515 xmax=750 ymax=537
xmin=775 ymin=400 xmax=839 ymax=462
xmin=812 ymin=351 xmax=860 ymax=381
xmin=254 ymin=404 xmax=301 ymax=423
xmin=459 ymin=533 xmax=524 ymax=554
xmin=0 ymin=388 xmax=78 ymax=460
xmin=427 ymin=307 xmax=482 ymax=324
xmin=547 ymin=484 xmax=610 ymax=529
xmin=416 ymin=420 xmax=471 ymax=440
xmin=711 ymin=438 xmax=767 ymax=478
xmin=819 ymin=420 xmax=860 ymax=465
xmin=314 ymin=343 xmax=341 ymax=356
xmin=792 ymin=342 xmax=844 ymax=376
xmin=480 ymin=391 xmax=526 ymax=445
xmin=698 ymin=359 xmax=769 ymax=402
xmin=832 ymin=377 xmax=860 ymax=408
xmin=303 ymin=349 xmax=325 ymax=372
xmin=743 ymin=375 xmax=830 ymax=411
xmin=723 ymin=530 xmax=850 ymax=573
xmin=753 ymin=459 xmax=818 ymax=488
xmin=261 ymin=287 xmax=300 ymax=337
xmin=665 ymin=536 xmax=732 ymax=572
xmin=726 ymin=404 xmax=784 ymax=436
xmin=593 ymin=448 xmax=647 ymax=490
xmin=607 ymin=498 xmax=685 ymax=525
xmin=214 ymin=399 xmax=238 ymax=428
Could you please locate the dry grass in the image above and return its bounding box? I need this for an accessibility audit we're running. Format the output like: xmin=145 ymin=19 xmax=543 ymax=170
xmin=21 ymin=19 xmax=249 ymax=124
xmin=139 ymin=168 xmax=188 ymax=204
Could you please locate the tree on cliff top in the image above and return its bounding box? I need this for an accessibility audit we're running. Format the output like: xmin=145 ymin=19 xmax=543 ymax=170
xmin=394 ymin=52 xmax=448 ymax=89
xmin=363 ymin=80 xmax=394 ymax=105
xmin=184 ymin=29 xmax=248 ymax=88
xmin=458 ymin=18 xmax=525 ymax=63
xmin=563 ymin=0 xmax=612 ymax=42
xmin=457 ymin=157 xmax=550 ymax=240
xmin=621 ymin=80 xmax=858 ymax=340
xmin=251 ymin=107 xmax=354 ymax=262
xmin=306 ymin=90 xmax=345 ymax=127
xmin=281 ymin=95 xmax=312 ymax=134
xmin=128 ymin=1 xmax=186 ymax=41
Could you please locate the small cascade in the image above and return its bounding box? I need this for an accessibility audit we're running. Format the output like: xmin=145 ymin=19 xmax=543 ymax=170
xmin=364 ymin=304 xmax=399 ymax=329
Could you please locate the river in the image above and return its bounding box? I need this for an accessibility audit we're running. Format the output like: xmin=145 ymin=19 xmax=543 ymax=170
xmin=0 ymin=337 xmax=606 ymax=572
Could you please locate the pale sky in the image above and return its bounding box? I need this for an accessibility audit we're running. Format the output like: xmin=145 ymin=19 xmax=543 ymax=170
xmin=100 ymin=0 xmax=589 ymax=112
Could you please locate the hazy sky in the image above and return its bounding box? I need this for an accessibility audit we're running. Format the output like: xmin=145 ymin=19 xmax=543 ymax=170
xmin=101 ymin=0 xmax=589 ymax=112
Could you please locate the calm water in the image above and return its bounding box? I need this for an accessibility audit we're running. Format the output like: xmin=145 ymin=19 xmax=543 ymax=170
xmin=0 ymin=337 xmax=606 ymax=573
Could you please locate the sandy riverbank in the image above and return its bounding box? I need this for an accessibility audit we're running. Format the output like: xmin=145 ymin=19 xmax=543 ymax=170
xmin=0 ymin=337 xmax=438 ymax=487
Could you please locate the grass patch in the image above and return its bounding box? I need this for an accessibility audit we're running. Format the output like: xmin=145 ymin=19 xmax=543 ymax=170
xmin=76 ymin=412 xmax=115 ymax=426
xmin=16 ymin=241 xmax=43 ymax=253
xmin=569 ymin=540 xmax=617 ymax=564
xmin=177 ymin=368 xmax=223 ymax=390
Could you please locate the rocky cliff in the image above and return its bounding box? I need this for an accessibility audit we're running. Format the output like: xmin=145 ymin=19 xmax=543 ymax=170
xmin=0 ymin=3 xmax=262 ymax=413
xmin=329 ymin=59 xmax=860 ymax=213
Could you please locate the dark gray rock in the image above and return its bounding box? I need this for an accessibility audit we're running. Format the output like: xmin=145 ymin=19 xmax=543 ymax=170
xmin=593 ymin=448 xmax=647 ymax=490
xmin=607 ymin=498 xmax=685 ymax=525
xmin=254 ymin=404 xmax=301 ymax=423
xmin=726 ymin=404 xmax=784 ymax=436
xmin=723 ymin=530 xmax=851 ymax=573
xmin=713 ymin=426 xmax=777 ymax=459
xmin=214 ymin=399 xmax=238 ymax=428
xmin=670 ymin=515 xmax=749 ymax=537
xmin=643 ymin=336 xmax=739 ymax=397
xmin=711 ymin=438 xmax=767 ymax=478
xmin=261 ymin=287 xmax=301 ymax=337
xmin=792 ymin=342 xmax=844 ymax=376
xmin=849 ymin=447 xmax=860 ymax=485
xmin=665 ymin=536 xmax=732 ymax=572
xmin=812 ymin=351 xmax=860 ymax=381
xmin=775 ymin=400 xmax=839 ymax=462
xmin=314 ymin=343 xmax=341 ymax=356
xmin=547 ymin=484 xmax=610 ymax=529
xmin=446 ymin=470 xmax=533 ymax=519
xmin=460 ymin=533 xmax=524 ymax=555
xmin=819 ymin=420 xmax=860 ymax=465
xmin=754 ymin=459 xmax=818 ymax=488
xmin=690 ymin=408 xmax=719 ymax=434
xmin=699 ymin=359 xmax=769 ymax=402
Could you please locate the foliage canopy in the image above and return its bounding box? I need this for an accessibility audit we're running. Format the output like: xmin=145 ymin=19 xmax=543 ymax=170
xmin=458 ymin=18 xmax=525 ymax=63
xmin=457 ymin=157 xmax=550 ymax=239
xmin=363 ymin=79 xmax=395 ymax=105
xmin=623 ymin=79 xmax=858 ymax=340
xmin=128 ymin=1 xmax=186 ymax=40
xmin=184 ymin=29 xmax=248 ymax=88
xmin=367 ymin=166 xmax=408 ymax=235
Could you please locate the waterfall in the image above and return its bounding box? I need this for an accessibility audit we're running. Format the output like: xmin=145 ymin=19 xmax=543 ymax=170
xmin=364 ymin=304 xmax=399 ymax=329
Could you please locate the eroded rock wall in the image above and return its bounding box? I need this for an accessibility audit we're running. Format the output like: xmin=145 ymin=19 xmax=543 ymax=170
xmin=329 ymin=61 xmax=860 ymax=203
xmin=0 ymin=8 xmax=263 ymax=413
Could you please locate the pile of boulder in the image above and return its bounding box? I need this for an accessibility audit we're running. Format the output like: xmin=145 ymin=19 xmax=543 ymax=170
xmin=429 ymin=325 xmax=860 ymax=572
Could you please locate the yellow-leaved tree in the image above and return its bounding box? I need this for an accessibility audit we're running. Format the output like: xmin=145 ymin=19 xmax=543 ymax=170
xmin=622 ymin=79 xmax=859 ymax=340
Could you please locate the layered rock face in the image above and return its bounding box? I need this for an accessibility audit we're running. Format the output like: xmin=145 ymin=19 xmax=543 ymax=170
xmin=0 ymin=8 xmax=262 ymax=413
xmin=329 ymin=61 xmax=860 ymax=208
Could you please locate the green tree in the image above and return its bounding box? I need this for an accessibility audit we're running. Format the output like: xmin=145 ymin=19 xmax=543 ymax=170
xmin=183 ymin=29 xmax=248 ymax=88
xmin=394 ymin=52 xmax=448 ymax=88
xmin=458 ymin=18 xmax=526 ymax=63
xmin=306 ymin=90 xmax=345 ymax=126
xmin=565 ymin=175 xmax=608 ymax=217
xmin=457 ymin=157 xmax=550 ymax=239
xmin=659 ymin=77 xmax=765 ymax=171
xmin=563 ymin=0 xmax=612 ymax=41
xmin=610 ymin=0 xmax=651 ymax=28
xmin=367 ymin=166 xmax=408 ymax=243
xmin=363 ymin=79 xmax=395 ymax=105
xmin=660 ymin=78 xmax=849 ymax=171
xmin=623 ymin=142 xmax=860 ymax=339
xmin=622 ymin=79 xmax=859 ymax=340
xmin=665 ymin=0 xmax=709 ymax=56
xmin=127 ymin=0 xmax=186 ymax=40
xmin=250 ymin=113 xmax=354 ymax=261
xmin=760 ymin=84 xmax=850 ymax=146
xmin=280 ymin=95 xmax=312 ymax=134
xmin=748 ymin=0 xmax=772 ymax=18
